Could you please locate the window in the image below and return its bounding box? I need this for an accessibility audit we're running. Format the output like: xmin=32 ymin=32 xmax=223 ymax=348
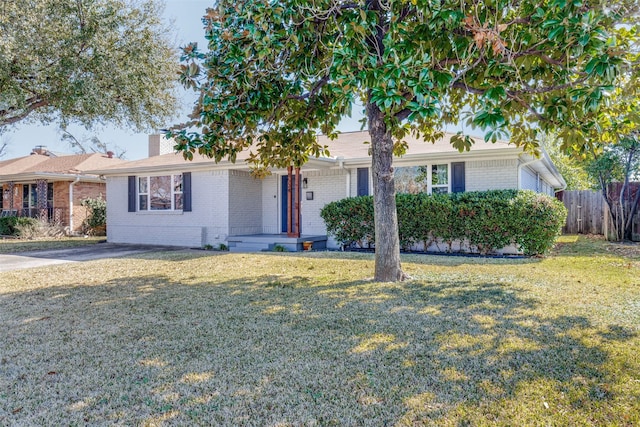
xmin=23 ymin=184 xmax=36 ymax=209
xmin=431 ymin=164 xmax=449 ymax=194
xmin=395 ymin=164 xmax=450 ymax=194
xmin=138 ymin=174 xmax=183 ymax=211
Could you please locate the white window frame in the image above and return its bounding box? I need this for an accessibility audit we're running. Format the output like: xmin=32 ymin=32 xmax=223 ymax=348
xmin=429 ymin=163 xmax=450 ymax=194
xmin=394 ymin=163 xmax=451 ymax=195
xmin=137 ymin=174 xmax=183 ymax=211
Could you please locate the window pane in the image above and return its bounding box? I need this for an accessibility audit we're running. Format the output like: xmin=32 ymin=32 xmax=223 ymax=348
xmin=150 ymin=176 xmax=171 ymax=210
xmin=23 ymin=185 xmax=29 ymax=208
xmin=394 ymin=166 xmax=429 ymax=194
xmin=432 ymin=164 xmax=448 ymax=186
xmin=47 ymin=183 xmax=54 ymax=208
xmin=139 ymin=195 xmax=148 ymax=210
xmin=174 ymin=193 xmax=183 ymax=210
xmin=432 ymin=186 xmax=449 ymax=195
xmin=173 ymin=174 xmax=183 ymax=193
xmin=138 ymin=177 xmax=148 ymax=193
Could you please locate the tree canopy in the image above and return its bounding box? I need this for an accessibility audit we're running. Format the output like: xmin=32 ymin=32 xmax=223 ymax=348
xmin=171 ymin=0 xmax=639 ymax=281
xmin=0 ymin=0 xmax=179 ymax=131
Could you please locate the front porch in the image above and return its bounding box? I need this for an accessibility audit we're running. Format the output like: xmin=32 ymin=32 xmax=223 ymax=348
xmin=227 ymin=234 xmax=328 ymax=252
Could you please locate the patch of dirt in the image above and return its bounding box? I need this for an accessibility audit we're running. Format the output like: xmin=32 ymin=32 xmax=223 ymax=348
xmin=604 ymin=241 xmax=640 ymax=259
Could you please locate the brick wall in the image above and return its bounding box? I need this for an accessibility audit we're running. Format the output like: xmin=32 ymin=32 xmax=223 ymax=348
xmin=72 ymin=182 xmax=105 ymax=231
xmin=301 ymin=169 xmax=349 ymax=236
xmin=52 ymin=182 xmax=69 ymax=225
xmin=11 ymin=184 xmax=22 ymax=210
xmin=148 ymin=134 xmax=175 ymax=156
xmin=466 ymin=159 xmax=519 ymax=191
xmin=106 ymin=170 xmax=230 ymax=247
xmin=228 ymin=170 xmax=262 ymax=235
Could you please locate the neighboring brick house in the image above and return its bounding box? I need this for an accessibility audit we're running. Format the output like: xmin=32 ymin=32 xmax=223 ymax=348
xmin=86 ymin=132 xmax=566 ymax=251
xmin=0 ymin=146 xmax=125 ymax=232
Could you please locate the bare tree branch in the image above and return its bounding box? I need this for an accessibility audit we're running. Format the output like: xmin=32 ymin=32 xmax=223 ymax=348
xmin=0 ymin=99 xmax=48 ymax=127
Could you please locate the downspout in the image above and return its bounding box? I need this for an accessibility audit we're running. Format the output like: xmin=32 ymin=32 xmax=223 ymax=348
xmin=338 ymin=157 xmax=349 ymax=197
xmin=69 ymin=175 xmax=81 ymax=233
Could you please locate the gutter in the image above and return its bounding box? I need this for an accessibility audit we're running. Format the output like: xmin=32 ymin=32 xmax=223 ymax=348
xmin=69 ymin=175 xmax=81 ymax=232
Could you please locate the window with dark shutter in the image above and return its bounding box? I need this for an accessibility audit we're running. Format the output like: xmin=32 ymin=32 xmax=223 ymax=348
xmin=357 ymin=168 xmax=369 ymax=196
xmin=183 ymin=172 xmax=192 ymax=212
xmin=128 ymin=176 xmax=136 ymax=212
xmin=451 ymin=162 xmax=465 ymax=193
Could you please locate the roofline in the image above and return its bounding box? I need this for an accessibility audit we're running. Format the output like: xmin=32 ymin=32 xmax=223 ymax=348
xmin=338 ymin=147 xmax=522 ymax=167
xmin=86 ymin=155 xmax=339 ymax=176
xmin=0 ymin=172 xmax=104 ymax=183
xmin=518 ymin=150 xmax=567 ymax=189
xmin=86 ymin=140 xmax=566 ymax=189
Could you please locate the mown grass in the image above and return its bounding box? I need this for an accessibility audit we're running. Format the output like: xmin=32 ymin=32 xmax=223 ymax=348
xmin=0 ymin=236 xmax=104 ymax=253
xmin=0 ymin=235 xmax=638 ymax=425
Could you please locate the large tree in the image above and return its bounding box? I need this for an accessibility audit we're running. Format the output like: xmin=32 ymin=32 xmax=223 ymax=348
xmin=0 ymin=0 xmax=178 ymax=130
xmin=587 ymin=137 xmax=640 ymax=240
xmin=560 ymin=45 xmax=640 ymax=241
xmin=543 ymin=133 xmax=594 ymax=190
xmin=171 ymin=0 xmax=638 ymax=281
xmin=60 ymin=126 xmax=127 ymax=159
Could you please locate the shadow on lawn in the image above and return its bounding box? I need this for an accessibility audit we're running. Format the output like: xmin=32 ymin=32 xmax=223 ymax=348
xmin=1 ymin=272 xmax=637 ymax=425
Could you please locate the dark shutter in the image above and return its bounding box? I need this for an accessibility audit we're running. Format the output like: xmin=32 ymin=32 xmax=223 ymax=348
xmin=357 ymin=168 xmax=369 ymax=196
xmin=451 ymin=162 xmax=465 ymax=193
xmin=183 ymin=172 xmax=192 ymax=212
xmin=128 ymin=176 xmax=136 ymax=212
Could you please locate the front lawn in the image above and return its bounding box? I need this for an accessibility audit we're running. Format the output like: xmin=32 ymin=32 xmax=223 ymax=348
xmin=0 ymin=235 xmax=638 ymax=425
xmin=0 ymin=236 xmax=104 ymax=254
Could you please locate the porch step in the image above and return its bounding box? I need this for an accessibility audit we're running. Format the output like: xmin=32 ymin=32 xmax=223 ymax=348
xmin=228 ymin=242 xmax=271 ymax=252
xmin=227 ymin=234 xmax=328 ymax=253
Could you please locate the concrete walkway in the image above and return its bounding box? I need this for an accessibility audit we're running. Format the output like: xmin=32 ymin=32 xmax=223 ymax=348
xmin=0 ymin=243 xmax=177 ymax=272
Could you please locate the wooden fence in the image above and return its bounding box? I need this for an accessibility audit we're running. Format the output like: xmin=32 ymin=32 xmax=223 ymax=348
xmin=557 ymin=190 xmax=605 ymax=235
xmin=557 ymin=187 xmax=640 ymax=241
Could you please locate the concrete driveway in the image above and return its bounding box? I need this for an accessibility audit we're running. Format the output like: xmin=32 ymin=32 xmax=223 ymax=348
xmin=0 ymin=243 xmax=178 ymax=272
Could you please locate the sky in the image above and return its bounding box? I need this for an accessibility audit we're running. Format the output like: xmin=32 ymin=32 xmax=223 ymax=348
xmin=5 ymin=1 xmax=364 ymax=160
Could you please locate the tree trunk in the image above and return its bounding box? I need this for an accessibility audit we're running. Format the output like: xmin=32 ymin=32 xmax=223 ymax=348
xmin=367 ymin=101 xmax=406 ymax=282
xmin=599 ymin=173 xmax=619 ymax=241
xmin=624 ymin=183 xmax=640 ymax=240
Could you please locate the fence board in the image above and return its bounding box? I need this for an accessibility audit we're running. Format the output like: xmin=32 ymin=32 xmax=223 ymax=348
xmin=559 ymin=186 xmax=640 ymax=241
xmin=557 ymin=190 xmax=605 ymax=235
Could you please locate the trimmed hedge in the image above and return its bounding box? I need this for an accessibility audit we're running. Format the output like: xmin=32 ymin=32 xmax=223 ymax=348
xmin=0 ymin=217 xmax=39 ymax=237
xmin=320 ymin=190 xmax=567 ymax=256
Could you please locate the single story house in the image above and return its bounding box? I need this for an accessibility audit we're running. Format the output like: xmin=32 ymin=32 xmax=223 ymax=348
xmin=0 ymin=146 xmax=124 ymax=232
xmin=87 ymin=132 xmax=566 ymax=251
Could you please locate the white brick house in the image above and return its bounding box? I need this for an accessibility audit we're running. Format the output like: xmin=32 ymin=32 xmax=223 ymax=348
xmin=88 ymin=131 xmax=565 ymax=250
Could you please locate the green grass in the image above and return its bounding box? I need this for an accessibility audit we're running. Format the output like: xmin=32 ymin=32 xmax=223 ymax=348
xmin=0 ymin=236 xmax=104 ymax=253
xmin=0 ymin=235 xmax=638 ymax=425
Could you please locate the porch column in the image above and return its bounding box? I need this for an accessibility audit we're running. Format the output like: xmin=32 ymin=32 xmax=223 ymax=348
xmin=8 ymin=182 xmax=14 ymax=211
xmin=36 ymin=179 xmax=48 ymax=221
xmin=294 ymin=167 xmax=301 ymax=238
xmin=286 ymin=166 xmax=293 ymax=237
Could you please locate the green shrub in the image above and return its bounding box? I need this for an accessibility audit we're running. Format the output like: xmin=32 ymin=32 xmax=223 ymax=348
xmin=0 ymin=217 xmax=39 ymax=236
xmin=81 ymin=196 xmax=106 ymax=235
xmin=15 ymin=219 xmax=66 ymax=239
xmin=510 ymin=191 xmax=568 ymax=256
xmin=320 ymin=190 xmax=567 ymax=256
xmin=320 ymin=195 xmax=374 ymax=248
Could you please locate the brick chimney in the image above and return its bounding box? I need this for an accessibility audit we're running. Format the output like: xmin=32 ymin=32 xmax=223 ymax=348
xmin=31 ymin=145 xmax=48 ymax=156
xmin=106 ymin=151 xmax=114 ymax=159
xmin=148 ymin=134 xmax=175 ymax=157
